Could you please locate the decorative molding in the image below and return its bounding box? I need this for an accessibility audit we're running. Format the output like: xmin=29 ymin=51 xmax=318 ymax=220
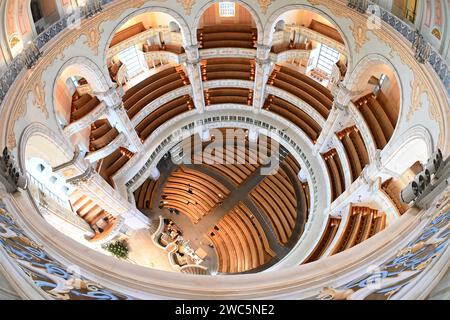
xmin=257 ymin=0 xmax=274 ymax=14
xmin=349 ymin=22 xmax=369 ymax=54
xmin=177 ymin=0 xmax=196 ymax=15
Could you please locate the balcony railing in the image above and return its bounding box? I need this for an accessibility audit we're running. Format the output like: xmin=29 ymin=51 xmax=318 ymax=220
xmin=348 ymin=0 xmax=449 ymax=99
xmin=0 ymin=0 xmax=448 ymax=108
xmin=0 ymin=0 xmax=109 ymax=106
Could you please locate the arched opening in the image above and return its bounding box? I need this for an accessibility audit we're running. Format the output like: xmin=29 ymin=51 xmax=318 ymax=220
xmin=29 ymin=0 xmax=61 ymax=34
xmin=54 ymin=69 xmax=115 ymax=156
xmin=350 ymin=58 xmax=402 ymax=151
xmin=106 ymin=11 xmax=185 ymax=89
xmin=196 ymin=3 xmax=259 ymax=111
xmin=23 ymin=132 xmax=96 ymax=244
xmin=197 ymin=2 xmax=258 ymax=49
xmin=22 ymin=131 xmax=121 ymax=248
xmin=269 ymin=9 xmax=348 ymax=88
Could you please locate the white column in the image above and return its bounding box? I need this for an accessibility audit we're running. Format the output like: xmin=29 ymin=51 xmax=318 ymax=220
xmin=253 ymin=44 xmax=273 ymax=111
xmin=200 ymin=129 xmax=211 ymax=142
xmin=314 ymin=85 xmax=352 ymax=154
xmin=185 ymin=45 xmax=205 ymax=113
xmin=67 ymin=166 xmax=150 ymax=230
xmin=95 ymin=86 xmax=143 ymax=153
xmin=149 ymin=167 xmax=160 ymax=180
xmin=248 ymin=128 xmax=259 ymax=143
xmin=298 ymin=168 xmax=308 ymax=183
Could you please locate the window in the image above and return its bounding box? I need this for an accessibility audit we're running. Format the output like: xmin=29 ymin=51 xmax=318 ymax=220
xmin=316 ymin=44 xmax=340 ymax=76
xmin=219 ymin=2 xmax=236 ymax=17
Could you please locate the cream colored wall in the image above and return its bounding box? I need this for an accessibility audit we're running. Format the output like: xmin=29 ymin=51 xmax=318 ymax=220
xmin=352 ymin=63 xmax=400 ymax=107
xmin=117 ymin=12 xmax=177 ymax=32
xmin=40 ymin=0 xmax=58 ymax=18
xmin=199 ymin=3 xmax=256 ymax=27
xmin=54 ymin=78 xmax=72 ymax=125
xmin=69 ymin=126 xmax=91 ymax=152
xmin=278 ymin=9 xmax=335 ymax=27
xmin=25 ymin=135 xmax=72 ymax=168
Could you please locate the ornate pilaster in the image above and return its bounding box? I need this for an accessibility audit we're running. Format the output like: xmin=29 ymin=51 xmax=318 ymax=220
xmin=67 ymin=165 xmax=149 ymax=230
xmin=96 ymin=86 xmax=143 ymax=153
xmin=253 ymin=44 xmax=272 ymax=111
xmin=314 ymin=85 xmax=352 ymax=154
xmin=185 ymin=45 xmax=205 ymax=113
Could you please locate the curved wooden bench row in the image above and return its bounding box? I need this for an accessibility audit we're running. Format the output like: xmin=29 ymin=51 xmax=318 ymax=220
xmin=71 ymin=94 xmax=100 ymax=122
xmin=281 ymin=154 xmax=309 ymax=223
xmin=355 ymin=92 xmax=399 ymax=150
xmin=136 ymin=95 xmax=193 ymax=141
xmin=97 ymin=149 xmax=132 ymax=187
xmin=250 ymin=167 xmax=297 ymax=245
xmin=322 ymin=149 xmax=345 ymax=201
xmin=200 ymin=25 xmax=258 ymax=34
xmin=204 ymin=58 xmax=253 ymax=65
xmin=309 ymin=20 xmax=344 ymax=44
xmin=110 ymin=22 xmax=145 ymax=47
xmin=203 ymin=64 xmax=253 ymax=73
xmin=201 ymin=58 xmax=254 ymax=81
xmin=201 ymin=40 xmax=256 ymax=49
xmin=271 ymin=42 xmax=311 ymax=54
xmin=162 ymin=166 xmax=230 ymax=223
xmin=207 ymin=96 xmax=250 ymax=105
xmin=304 ymin=217 xmax=341 ymax=263
xmin=89 ymin=120 xmax=119 ymax=152
xmin=127 ymin=79 xmax=187 ymax=119
xmin=204 ymin=88 xmax=253 ymax=106
xmin=284 ymin=154 xmax=301 ymax=176
xmin=265 ymin=95 xmax=322 ymax=142
xmin=125 ymin=72 xmax=183 ymax=109
xmin=377 ymin=92 xmax=399 ymax=127
xmin=134 ymin=179 xmax=159 ymax=210
xmin=278 ymin=66 xmax=334 ymax=100
xmin=123 ymin=67 xmax=178 ymax=100
xmin=201 ymin=32 xmax=254 ymax=42
xmin=381 ymin=178 xmax=409 ymax=215
xmin=332 ymin=205 xmax=386 ymax=254
xmin=209 ymin=202 xmax=274 ymax=273
xmin=199 ymin=137 xmax=261 ymax=186
xmin=273 ymin=70 xmax=333 ymax=109
xmin=338 ymin=126 xmax=370 ymax=182
xmin=198 ymin=25 xmax=257 ymax=49
xmin=268 ymin=75 xmax=331 ymax=119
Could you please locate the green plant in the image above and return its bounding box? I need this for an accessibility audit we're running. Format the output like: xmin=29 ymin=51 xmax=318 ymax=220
xmin=106 ymin=240 xmax=129 ymax=259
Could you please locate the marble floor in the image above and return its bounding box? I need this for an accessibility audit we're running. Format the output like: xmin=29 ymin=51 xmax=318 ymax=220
xmin=126 ymin=229 xmax=175 ymax=272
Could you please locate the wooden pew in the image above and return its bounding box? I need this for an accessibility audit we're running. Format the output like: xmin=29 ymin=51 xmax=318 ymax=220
xmin=137 ymin=97 xmax=191 ymax=140
xmin=270 ymin=79 xmax=330 ymax=118
xmin=309 ymin=20 xmax=344 ymax=44
xmin=97 ymin=150 xmax=131 ymax=187
xmin=251 ymin=189 xmax=289 ymax=244
xmin=304 ymin=218 xmax=341 ymax=263
xmin=322 ymin=150 xmax=345 ymax=200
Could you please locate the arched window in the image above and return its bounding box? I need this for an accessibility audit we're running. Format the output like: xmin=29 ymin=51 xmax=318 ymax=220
xmin=219 ymin=2 xmax=236 ymax=17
